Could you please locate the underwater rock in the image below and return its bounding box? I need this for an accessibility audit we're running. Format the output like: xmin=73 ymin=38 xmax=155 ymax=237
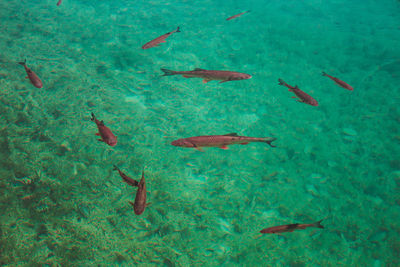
xmin=343 ymin=128 xmax=357 ymax=136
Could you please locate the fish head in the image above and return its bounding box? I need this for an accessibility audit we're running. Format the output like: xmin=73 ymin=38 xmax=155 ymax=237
xmin=106 ymin=136 xmax=117 ymax=146
xmin=232 ymin=73 xmax=252 ymax=80
xmin=171 ymin=139 xmax=194 ymax=147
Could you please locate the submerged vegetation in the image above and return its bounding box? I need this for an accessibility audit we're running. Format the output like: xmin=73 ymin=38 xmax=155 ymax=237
xmin=0 ymin=0 xmax=399 ymax=265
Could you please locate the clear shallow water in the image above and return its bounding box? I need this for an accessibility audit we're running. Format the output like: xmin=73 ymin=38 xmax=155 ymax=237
xmin=0 ymin=0 xmax=399 ymax=266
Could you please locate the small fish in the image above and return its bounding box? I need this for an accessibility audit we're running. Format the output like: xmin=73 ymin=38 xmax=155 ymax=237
xmin=90 ymin=112 xmax=117 ymax=147
xmin=226 ymin=10 xmax=250 ymax=21
xmin=171 ymin=133 xmax=276 ymax=151
xmin=128 ymin=170 xmax=148 ymax=215
xmin=278 ymin=79 xmax=318 ymax=106
xmin=56 ymin=0 xmax=62 ymax=6
xmin=113 ymin=165 xmax=139 ymax=187
xmin=18 ymin=60 xmax=43 ymax=88
xmin=322 ymin=72 xmax=353 ymax=91
xmin=142 ymin=27 xmax=180 ymax=49
xmin=161 ymin=68 xmax=252 ymax=83
xmin=260 ymin=220 xmax=324 ymax=234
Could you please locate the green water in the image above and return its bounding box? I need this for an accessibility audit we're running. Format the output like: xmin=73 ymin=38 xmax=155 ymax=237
xmin=0 ymin=0 xmax=399 ymax=266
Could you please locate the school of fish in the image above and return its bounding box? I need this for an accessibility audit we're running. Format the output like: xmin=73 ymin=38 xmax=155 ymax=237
xmin=14 ymin=3 xmax=358 ymax=242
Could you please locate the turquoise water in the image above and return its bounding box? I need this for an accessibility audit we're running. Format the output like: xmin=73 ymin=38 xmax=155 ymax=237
xmin=0 ymin=0 xmax=399 ymax=265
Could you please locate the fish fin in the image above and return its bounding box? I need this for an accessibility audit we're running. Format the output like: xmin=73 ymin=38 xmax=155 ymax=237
xmin=112 ymin=165 xmax=119 ymax=171
xmin=240 ymin=142 xmax=249 ymax=145
xmin=194 ymin=147 xmax=204 ymax=152
xmin=183 ymin=75 xmax=192 ymax=78
xmin=95 ymin=133 xmax=100 ymax=136
xmin=322 ymin=71 xmax=327 ymax=76
xmin=223 ymin=133 xmax=238 ymax=136
xmin=220 ymin=145 xmax=228 ymax=150
xmin=100 ymin=120 xmax=105 ymax=126
xmin=194 ymin=68 xmax=206 ymax=71
xmin=287 ymin=223 xmax=299 ymax=230
xmin=91 ymin=112 xmax=96 ymax=121
xmin=219 ymin=80 xmax=229 ymax=83
xmin=297 ymin=100 xmax=305 ymax=103
xmin=313 ymin=220 xmax=324 ymax=229
xmin=146 ymin=202 xmax=152 ymax=207
xmin=160 ymin=68 xmax=176 ymax=76
xmin=18 ymin=59 xmax=27 ymax=66
xmin=291 ymin=96 xmax=297 ymax=98
xmin=25 ymin=76 xmax=28 ymax=79
xmin=176 ymin=26 xmax=181 ymax=32
xmin=128 ymin=201 xmax=134 ymax=207
xmin=262 ymin=137 xmax=277 ymax=147
xmin=203 ymin=79 xmax=211 ymax=83
xmin=160 ymin=40 xmax=166 ymax=43
xmin=98 ymin=139 xmax=104 ymax=142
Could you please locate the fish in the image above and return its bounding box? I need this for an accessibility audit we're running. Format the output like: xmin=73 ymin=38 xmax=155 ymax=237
xmin=322 ymin=72 xmax=353 ymax=91
xmin=260 ymin=220 xmax=324 ymax=234
xmin=161 ymin=68 xmax=252 ymax=83
xmin=171 ymin=133 xmax=276 ymax=151
xmin=56 ymin=0 xmax=62 ymax=6
xmin=113 ymin=165 xmax=139 ymax=187
xmin=226 ymin=10 xmax=250 ymax=21
xmin=128 ymin=170 xmax=148 ymax=215
xmin=90 ymin=112 xmax=117 ymax=147
xmin=278 ymin=79 xmax=318 ymax=106
xmin=18 ymin=60 xmax=43 ymax=88
xmin=142 ymin=27 xmax=180 ymax=49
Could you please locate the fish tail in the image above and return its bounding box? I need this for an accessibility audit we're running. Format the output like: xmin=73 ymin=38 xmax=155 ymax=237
xmin=90 ymin=112 xmax=96 ymax=121
xmin=278 ymin=78 xmax=285 ymax=86
xmin=176 ymin=26 xmax=181 ymax=33
xmin=18 ymin=59 xmax=26 ymax=66
xmin=322 ymin=71 xmax=327 ymax=76
xmin=113 ymin=165 xmax=119 ymax=171
xmin=161 ymin=68 xmax=176 ymax=76
xmin=262 ymin=137 xmax=277 ymax=147
xmin=313 ymin=219 xmax=324 ymax=229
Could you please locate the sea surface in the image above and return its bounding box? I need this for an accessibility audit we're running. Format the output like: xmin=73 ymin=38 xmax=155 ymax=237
xmin=0 ymin=0 xmax=399 ymax=266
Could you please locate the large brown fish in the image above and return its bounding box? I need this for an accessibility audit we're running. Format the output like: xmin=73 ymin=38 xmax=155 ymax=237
xmin=18 ymin=60 xmax=43 ymax=88
xmin=226 ymin=10 xmax=250 ymax=21
xmin=278 ymin=79 xmax=318 ymax=106
xmin=161 ymin=68 xmax=252 ymax=83
xmin=113 ymin=165 xmax=139 ymax=187
xmin=91 ymin=112 xmax=117 ymax=147
xmin=260 ymin=220 xmax=324 ymax=234
xmin=322 ymin=72 xmax=353 ymax=91
xmin=171 ymin=133 xmax=276 ymax=151
xmin=142 ymin=27 xmax=180 ymax=49
xmin=128 ymin=170 xmax=148 ymax=215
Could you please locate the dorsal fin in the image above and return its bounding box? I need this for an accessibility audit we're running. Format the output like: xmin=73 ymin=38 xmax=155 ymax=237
xmin=286 ymin=223 xmax=299 ymax=229
xmin=194 ymin=68 xmax=206 ymax=71
xmin=223 ymin=133 xmax=238 ymax=136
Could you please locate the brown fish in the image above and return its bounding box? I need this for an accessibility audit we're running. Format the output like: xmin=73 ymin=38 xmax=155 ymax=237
xmin=278 ymin=79 xmax=318 ymax=106
xmin=128 ymin=170 xmax=148 ymax=215
xmin=226 ymin=10 xmax=250 ymax=21
xmin=113 ymin=165 xmax=139 ymax=187
xmin=171 ymin=133 xmax=276 ymax=151
xmin=161 ymin=68 xmax=252 ymax=83
xmin=18 ymin=60 xmax=43 ymax=88
xmin=56 ymin=0 xmax=62 ymax=6
xmin=142 ymin=27 xmax=180 ymax=49
xmin=322 ymin=72 xmax=353 ymax=91
xmin=91 ymin=112 xmax=117 ymax=147
xmin=260 ymin=220 xmax=324 ymax=234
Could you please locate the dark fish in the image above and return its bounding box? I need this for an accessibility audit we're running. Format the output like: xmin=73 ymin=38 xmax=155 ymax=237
xmin=142 ymin=27 xmax=180 ymax=49
xmin=161 ymin=68 xmax=252 ymax=83
xmin=56 ymin=0 xmax=62 ymax=6
xmin=278 ymin=79 xmax=318 ymax=106
xmin=322 ymin=72 xmax=353 ymax=91
xmin=260 ymin=220 xmax=324 ymax=234
xmin=18 ymin=60 xmax=43 ymax=88
xmin=226 ymin=10 xmax=250 ymax=21
xmin=128 ymin=170 xmax=148 ymax=215
xmin=113 ymin=165 xmax=139 ymax=187
xmin=171 ymin=133 xmax=276 ymax=151
xmin=91 ymin=112 xmax=117 ymax=147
